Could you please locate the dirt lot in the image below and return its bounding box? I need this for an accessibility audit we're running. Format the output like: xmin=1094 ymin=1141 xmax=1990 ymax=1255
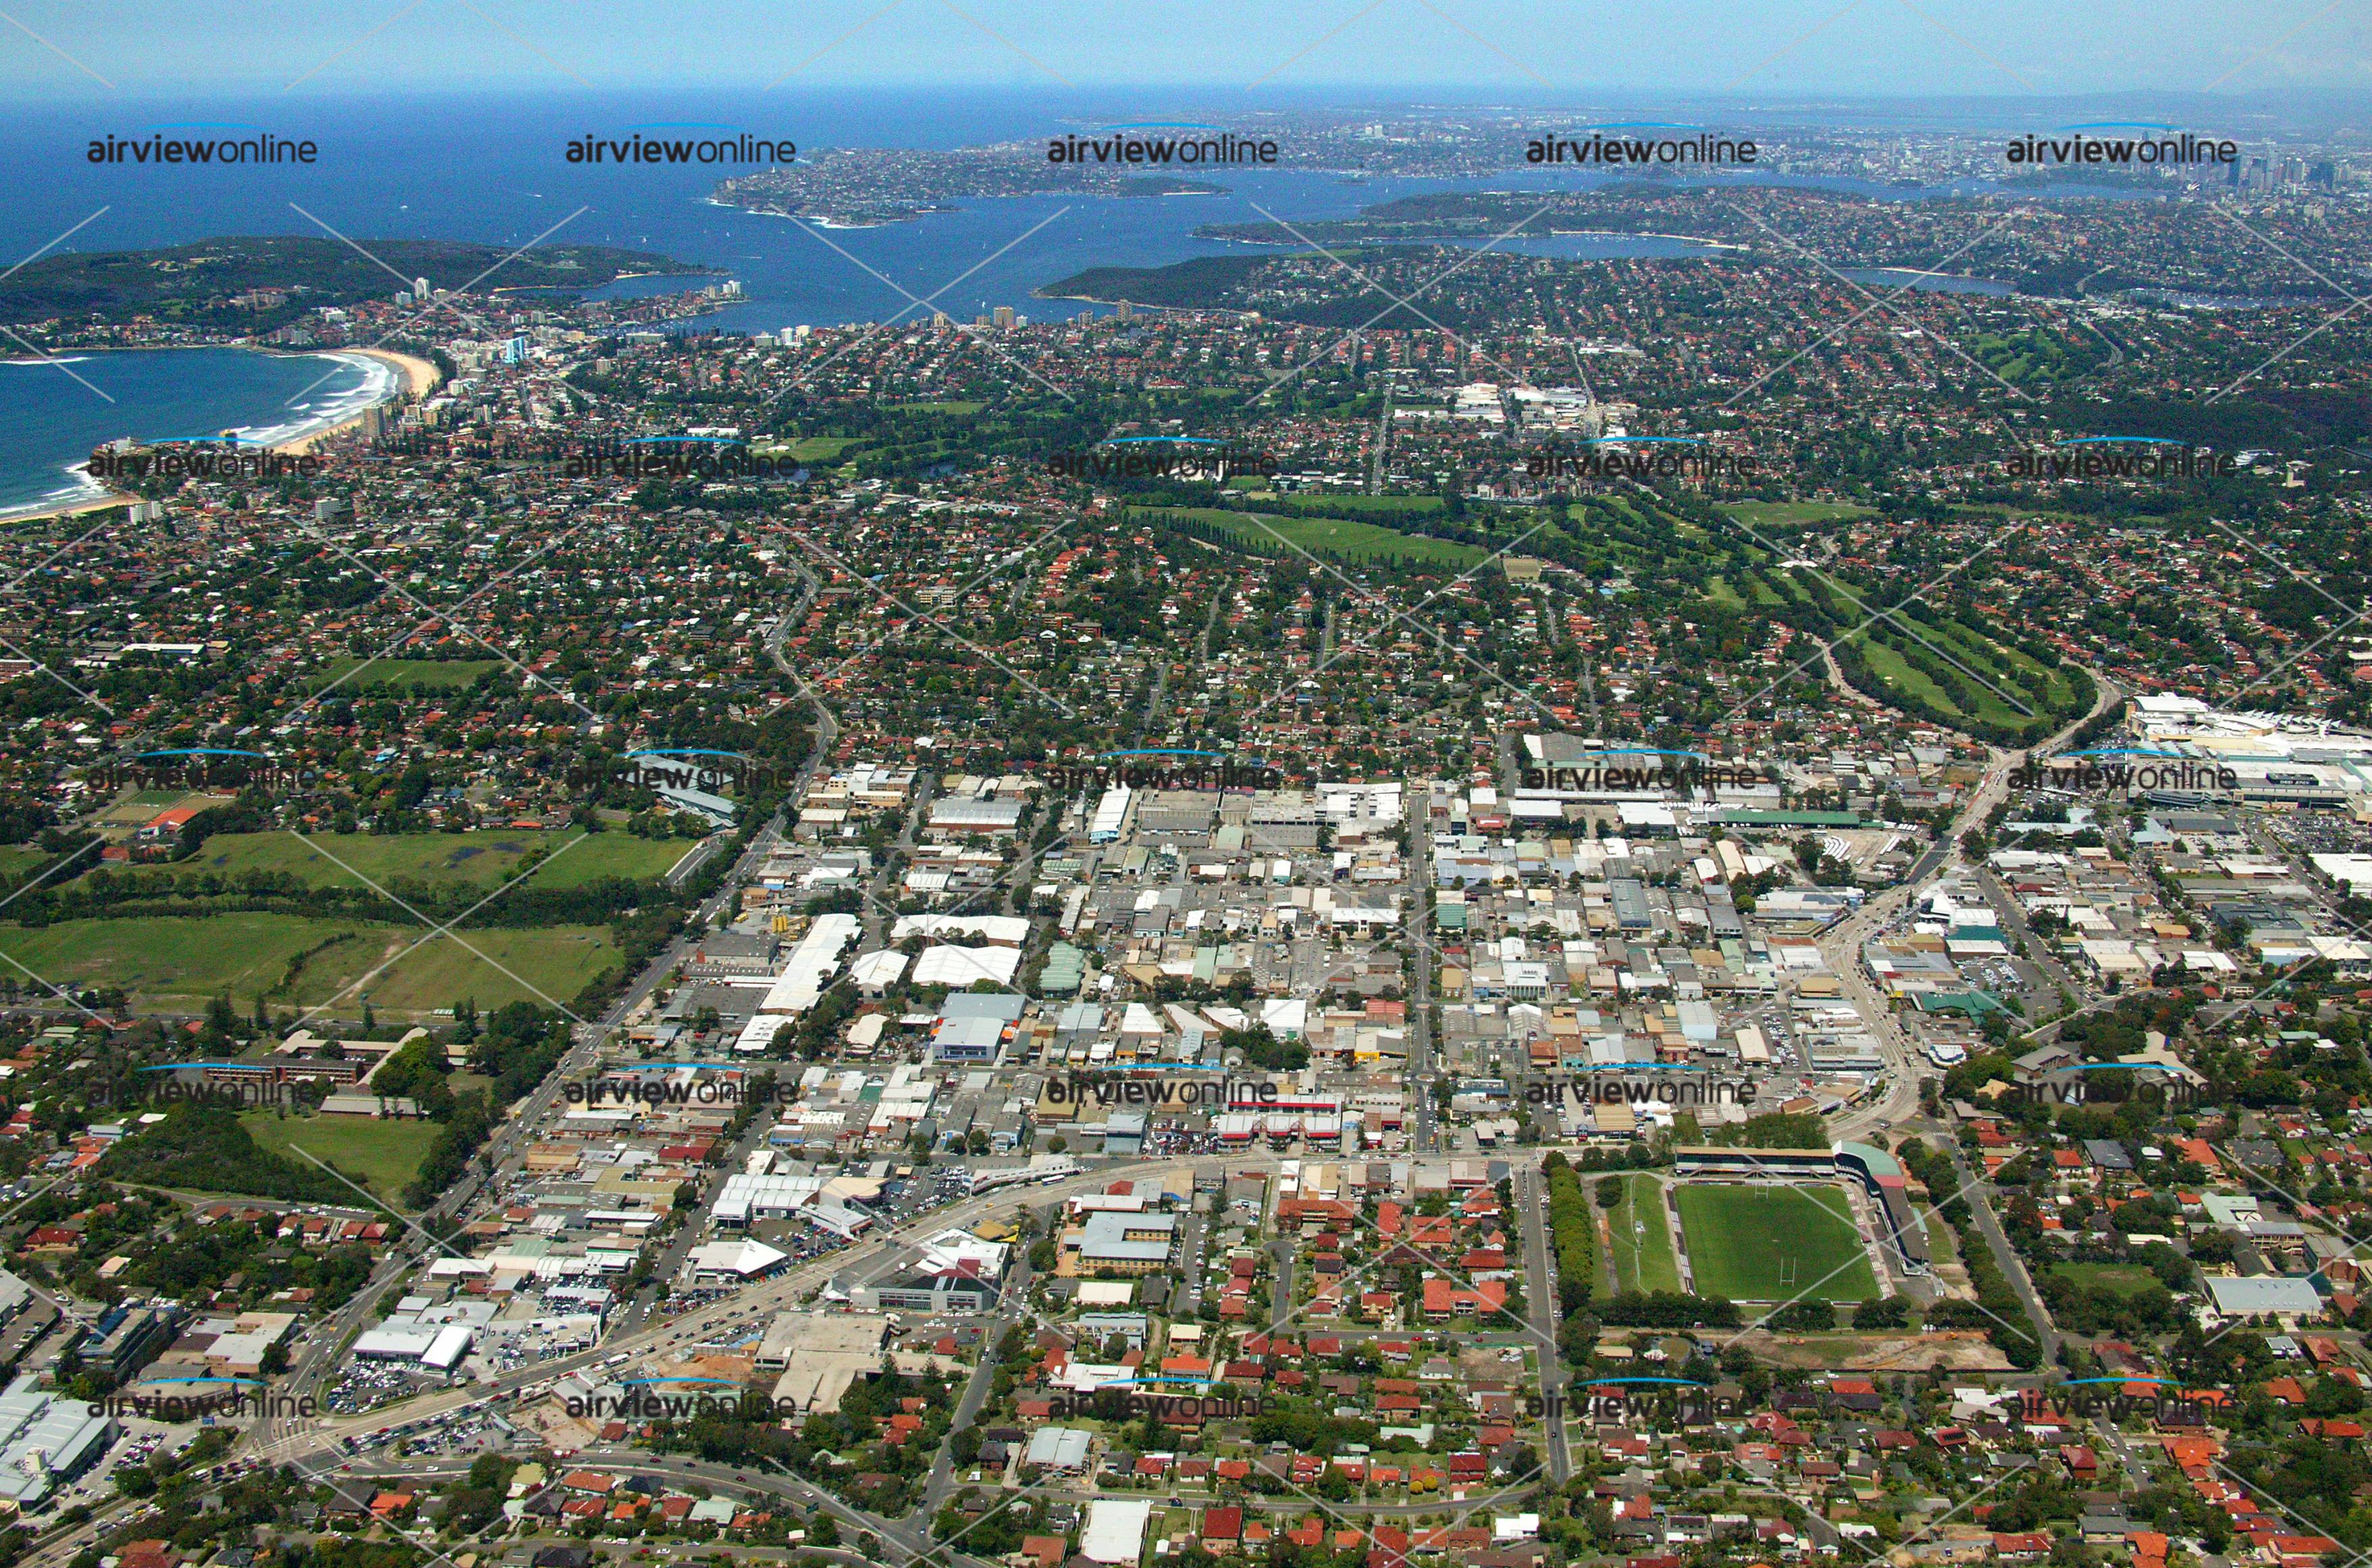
xmin=1731 ymin=1329 xmax=2011 ymax=1371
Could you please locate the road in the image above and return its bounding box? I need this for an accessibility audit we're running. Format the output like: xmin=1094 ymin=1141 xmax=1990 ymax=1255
xmin=53 ymin=565 xmax=851 ymax=1560
xmin=1826 ymin=669 xmax=2121 ymax=1143
xmin=917 ymin=1246 xmax=1033 ymax=1518
xmin=29 ymin=1161 xmax=1249 ymax=1568
xmin=1977 ymin=863 xmax=2087 ymax=1006
xmin=1404 ymin=823 xmax=1438 ymax=1151
xmin=348 ymin=1448 xmax=983 ymax=1568
xmin=348 ymin=1449 xmax=1555 ymax=1523
xmin=1510 ymin=1162 xmax=1571 ymax=1483
xmin=249 ymin=1157 xmax=1282 ymax=1469
xmin=1942 ymin=1137 xmax=2062 ymax=1366
xmin=2093 ymin=1414 xmax=2152 ymax=1488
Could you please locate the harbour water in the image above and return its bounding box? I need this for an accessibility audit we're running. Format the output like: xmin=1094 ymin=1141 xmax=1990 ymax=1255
xmin=0 ymin=89 xmax=2052 ymax=510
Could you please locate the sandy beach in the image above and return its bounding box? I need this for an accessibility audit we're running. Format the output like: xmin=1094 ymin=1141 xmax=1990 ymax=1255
xmin=0 ymin=345 xmax=441 ymax=525
xmin=0 ymin=488 xmax=135 ymax=525
xmin=278 ymin=348 xmax=441 ymax=454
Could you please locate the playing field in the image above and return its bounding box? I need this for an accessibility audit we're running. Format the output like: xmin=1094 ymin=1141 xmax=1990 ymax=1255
xmin=2049 ymin=1261 xmax=2161 ymax=1296
xmin=358 ymin=924 xmax=623 ymax=1017
xmin=314 ymin=657 xmax=503 ymax=691
xmin=1676 ymin=1184 xmax=1879 ymax=1302
xmin=0 ymin=913 xmax=369 ymax=1008
xmin=0 ymin=913 xmax=623 ymax=1020
xmin=1719 ymin=500 xmax=1872 ymax=527
xmin=1131 ymin=506 xmax=1487 ymax=567
xmin=180 ymin=830 xmax=693 ymax=891
xmin=242 ymin=1110 xmax=443 ymax=1202
xmin=1606 ymin=1172 xmax=1682 ymax=1295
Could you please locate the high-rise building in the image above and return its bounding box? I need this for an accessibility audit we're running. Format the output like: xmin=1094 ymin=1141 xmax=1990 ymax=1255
xmin=992 ymin=306 xmax=1016 ymax=330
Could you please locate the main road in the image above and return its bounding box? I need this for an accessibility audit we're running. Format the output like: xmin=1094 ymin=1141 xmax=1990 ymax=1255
xmin=35 ymin=571 xmax=856 ymax=1568
xmin=1826 ymin=669 xmax=2120 ymax=1143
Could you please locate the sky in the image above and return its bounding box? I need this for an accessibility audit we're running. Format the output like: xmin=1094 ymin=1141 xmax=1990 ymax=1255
xmin=4 ymin=0 xmax=2368 ymax=104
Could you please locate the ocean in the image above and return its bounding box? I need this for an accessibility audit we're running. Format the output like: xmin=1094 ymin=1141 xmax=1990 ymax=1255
xmin=0 ymin=348 xmax=385 ymax=517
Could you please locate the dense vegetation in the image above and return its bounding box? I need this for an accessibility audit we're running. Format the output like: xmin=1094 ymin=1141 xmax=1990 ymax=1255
xmin=0 ymin=236 xmax=690 ymax=329
xmin=103 ymin=1103 xmax=356 ymax=1202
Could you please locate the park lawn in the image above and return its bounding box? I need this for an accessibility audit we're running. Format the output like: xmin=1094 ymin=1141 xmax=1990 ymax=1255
xmin=892 ymin=400 xmax=984 ymax=414
xmin=1848 ymin=630 xmax=1974 ymax=719
xmin=1720 ymin=501 xmax=1873 ymax=527
xmin=0 ymin=912 xmax=618 ymax=1021
xmin=1133 ymin=506 xmax=1484 ymax=567
xmin=1868 ymin=630 xmax=2039 ymax=730
xmin=357 ymin=924 xmax=621 ymax=1019
xmin=1919 ymin=1204 xmax=1961 ymax=1271
xmin=315 ymin=657 xmax=502 ymax=691
xmin=1677 ymin=1184 xmax=1878 ymax=1302
xmin=1910 ymin=613 xmax=2062 ymax=692
xmin=0 ymin=913 xmax=383 ymax=1012
xmin=2050 ymin=1261 xmax=2162 ymax=1296
xmin=1276 ymin=494 xmax=1446 ymax=518
xmin=0 ymin=846 xmax=52 ymax=880
xmin=241 ymin=1110 xmax=443 ymax=1204
xmin=759 ymin=435 xmax=861 ymax=462
xmin=185 ymin=830 xmax=690 ymax=892
xmin=1607 ymin=1172 xmax=1682 ymax=1295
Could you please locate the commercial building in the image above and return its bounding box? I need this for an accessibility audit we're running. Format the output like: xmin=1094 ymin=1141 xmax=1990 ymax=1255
xmin=2203 ymin=1276 xmax=2325 ymax=1319
xmin=760 ymin=913 xmax=862 ymax=1016
xmin=0 ymin=1376 xmax=112 ymax=1503
xmin=1072 ymin=1210 xmax=1179 ymax=1275
xmin=766 ymin=1312 xmax=891 ymax=1414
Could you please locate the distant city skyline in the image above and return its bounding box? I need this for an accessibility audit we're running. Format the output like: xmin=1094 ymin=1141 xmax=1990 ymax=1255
xmin=1 ymin=0 xmax=2367 ymax=103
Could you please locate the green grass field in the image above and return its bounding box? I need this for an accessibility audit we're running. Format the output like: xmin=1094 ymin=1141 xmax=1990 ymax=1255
xmin=1918 ymin=1204 xmax=1960 ymax=1272
xmin=0 ymin=913 xmax=621 ymax=1020
xmin=1809 ymin=574 xmax=2090 ymax=736
xmin=1719 ymin=501 xmax=1872 ymax=527
xmin=0 ymin=913 xmax=372 ymax=1009
xmin=242 ymin=1110 xmax=443 ymax=1202
xmin=2049 ymin=1261 xmax=2161 ymax=1296
xmin=316 ymin=657 xmax=502 ymax=691
xmin=0 ymin=846 xmax=53 ymax=880
xmin=1849 ymin=625 xmax=2075 ymax=732
xmin=360 ymin=924 xmax=621 ymax=1016
xmin=1607 ymin=1173 xmax=1682 ymax=1295
xmin=1677 ymin=1184 xmax=1879 ymax=1302
xmin=1275 ymin=494 xmax=1446 ymax=518
xmin=1134 ymin=506 xmax=1484 ymax=567
xmin=757 ymin=435 xmax=861 ymax=462
xmin=183 ymin=830 xmax=692 ymax=891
